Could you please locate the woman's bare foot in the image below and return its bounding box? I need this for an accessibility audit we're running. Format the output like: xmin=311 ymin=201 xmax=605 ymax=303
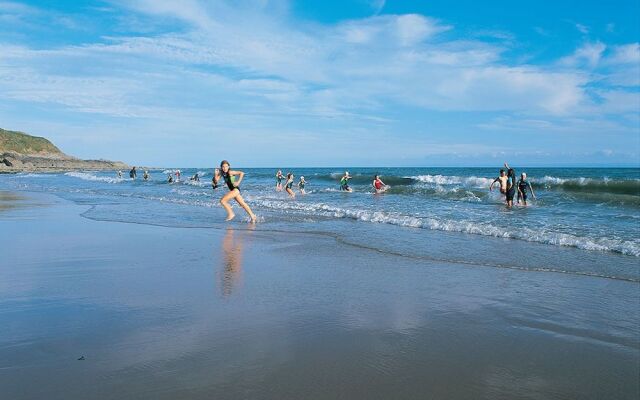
xmin=225 ymin=213 xmax=236 ymax=221
xmin=249 ymin=213 xmax=257 ymax=223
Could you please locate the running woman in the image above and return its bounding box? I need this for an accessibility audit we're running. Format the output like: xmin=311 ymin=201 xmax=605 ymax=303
xmin=275 ymin=170 xmax=284 ymax=191
xmin=284 ymin=172 xmax=296 ymax=198
xmin=213 ymin=160 xmax=257 ymax=222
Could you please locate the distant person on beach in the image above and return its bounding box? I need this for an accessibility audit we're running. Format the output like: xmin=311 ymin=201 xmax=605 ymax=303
xmin=213 ymin=160 xmax=257 ymax=223
xmin=373 ymin=175 xmax=387 ymax=193
xmin=298 ymin=176 xmax=307 ymax=195
xmin=117 ymin=170 xmax=122 ymax=179
xmin=340 ymin=171 xmax=352 ymax=192
xmin=517 ymin=173 xmax=536 ymax=206
xmin=167 ymin=174 xmax=173 ymax=183
xmin=191 ymin=173 xmax=200 ymax=182
xmin=143 ymin=170 xmax=149 ymax=181
xmin=129 ymin=166 xmax=137 ymax=179
xmin=275 ymin=170 xmax=284 ymax=191
xmin=285 ymin=173 xmax=296 ymax=198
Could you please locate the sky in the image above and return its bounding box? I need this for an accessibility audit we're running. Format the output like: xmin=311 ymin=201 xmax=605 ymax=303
xmin=0 ymin=0 xmax=639 ymax=167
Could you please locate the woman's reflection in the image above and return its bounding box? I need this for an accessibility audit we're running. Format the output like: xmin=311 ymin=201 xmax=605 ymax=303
xmin=219 ymin=228 xmax=244 ymax=297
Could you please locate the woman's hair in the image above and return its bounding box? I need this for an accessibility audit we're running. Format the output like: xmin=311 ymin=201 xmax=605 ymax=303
xmin=220 ymin=160 xmax=230 ymax=168
xmin=375 ymin=175 xmax=379 ymax=179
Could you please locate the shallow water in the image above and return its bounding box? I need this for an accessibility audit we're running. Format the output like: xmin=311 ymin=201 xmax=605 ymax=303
xmin=0 ymin=193 xmax=638 ymax=400
xmin=1 ymin=167 xmax=638 ymax=280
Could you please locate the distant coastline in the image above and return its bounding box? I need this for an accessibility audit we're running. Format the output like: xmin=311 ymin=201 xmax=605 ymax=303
xmin=0 ymin=128 xmax=129 ymax=173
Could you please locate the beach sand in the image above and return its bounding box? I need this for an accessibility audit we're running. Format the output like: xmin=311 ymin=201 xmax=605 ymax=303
xmin=1 ymin=191 xmax=638 ymax=399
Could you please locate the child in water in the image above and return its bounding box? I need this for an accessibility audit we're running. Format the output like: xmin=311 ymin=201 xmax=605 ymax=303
xmin=340 ymin=171 xmax=352 ymax=192
xmin=143 ymin=170 xmax=149 ymax=181
xmin=517 ymin=173 xmax=536 ymax=206
xmin=167 ymin=174 xmax=173 ymax=183
xmin=284 ymin=172 xmax=296 ymax=198
xmin=213 ymin=160 xmax=257 ymax=222
xmin=373 ymin=175 xmax=387 ymax=193
xmin=298 ymin=176 xmax=307 ymax=195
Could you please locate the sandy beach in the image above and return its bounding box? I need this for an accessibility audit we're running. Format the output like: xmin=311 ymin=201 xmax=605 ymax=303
xmin=0 ymin=190 xmax=638 ymax=400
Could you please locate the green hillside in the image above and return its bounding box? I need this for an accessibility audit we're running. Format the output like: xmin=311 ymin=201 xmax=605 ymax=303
xmin=0 ymin=128 xmax=64 ymax=155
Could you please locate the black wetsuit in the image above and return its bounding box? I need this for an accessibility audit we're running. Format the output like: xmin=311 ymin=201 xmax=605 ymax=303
xmin=286 ymin=180 xmax=293 ymax=190
xmin=518 ymin=179 xmax=529 ymax=201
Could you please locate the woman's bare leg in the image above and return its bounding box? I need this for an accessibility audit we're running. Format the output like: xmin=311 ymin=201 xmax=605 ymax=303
xmin=234 ymin=193 xmax=257 ymax=222
xmin=220 ymin=190 xmax=239 ymax=221
xmin=286 ymin=188 xmax=295 ymax=198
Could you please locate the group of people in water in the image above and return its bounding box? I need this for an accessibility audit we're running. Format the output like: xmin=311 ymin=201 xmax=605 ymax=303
xmin=118 ymin=160 xmax=536 ymax=223
xmin=489 ymin=162 xmax=536 ymax=207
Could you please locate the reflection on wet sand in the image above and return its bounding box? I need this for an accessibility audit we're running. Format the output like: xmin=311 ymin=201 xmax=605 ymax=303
xmin=218 ymin=228 xmax=244 ymax=297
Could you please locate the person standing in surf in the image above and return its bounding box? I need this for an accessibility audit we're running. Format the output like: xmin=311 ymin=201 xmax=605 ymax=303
xmin=298 ymin=176 xmax=307 ymax=195
xmin=505 ymin=163 xmax=517 ymax=208
xmin=489 ymin=168 xmax=508 ymax=195
xmin=517 ymin=172 xmax=536 ymax=206
xmin=143 ymin=170 xmax=150 ymax=181
xmin=373 ymin=175 xmax=387 ymax=194
xmin=284 ymin=172 xmax=296 ymax=198
xmin=213 ymin=160 xmax=257 ymax=222
xmin=275 ymin=170 xmax=284 ymax=191
xmin=340 ymin=171 xmax=352 ymax=192
xmin=129 ymin=166 xmax=137 ymax=179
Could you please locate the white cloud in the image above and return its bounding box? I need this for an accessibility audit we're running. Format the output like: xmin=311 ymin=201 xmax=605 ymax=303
xmin=575 ymin=23 xmax=589 ymax=35
xmin=0 ymin=0 xmax=637 ymax=151
xmin=607 ymin=43 xmax=640 ymax=64
xmin=560 ymin=41 xmax=606 ymax=68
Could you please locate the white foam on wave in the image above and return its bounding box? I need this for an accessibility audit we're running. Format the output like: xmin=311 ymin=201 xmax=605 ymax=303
xmin=248 ymin=197 xmax=640 ymax=257
xmin=17 ymin=173 xmax=47 ymax=178
xmin=410 ymin=175 xmax=493 ymax=188
xmin=65 ymin=172 xmax=124 ymax=184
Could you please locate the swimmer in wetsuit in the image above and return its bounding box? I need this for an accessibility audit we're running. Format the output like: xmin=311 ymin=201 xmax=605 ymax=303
xmin=143 ymin=170 xmax=149 ymax=181
xmin=298 ymin=176 xmax=307 ymax=195
xmin=340 ymin=171 xmax=352 ymax=192
xmin=275 ymin=170 xmax=284 ymax=191
xmin=213 ymin=160 xmax=257 ymax=222
xmin=517 ymin=172 xmax=536 ymax=206
xmin=284 ymin=172 xmax=296 ymax=198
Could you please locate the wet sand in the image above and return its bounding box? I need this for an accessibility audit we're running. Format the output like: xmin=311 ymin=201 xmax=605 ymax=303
xmin=0 ymin=191 xmax=638 ymax=399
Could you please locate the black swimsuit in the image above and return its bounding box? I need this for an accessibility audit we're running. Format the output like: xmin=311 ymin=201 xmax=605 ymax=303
xmin=221 ymin=172 xmax=238 ymax=191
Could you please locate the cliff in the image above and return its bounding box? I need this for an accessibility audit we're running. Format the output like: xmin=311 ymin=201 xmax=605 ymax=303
xmin=0 ymin=128 xmax=129 ymax=173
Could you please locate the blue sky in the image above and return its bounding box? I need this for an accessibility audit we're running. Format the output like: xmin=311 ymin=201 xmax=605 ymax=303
xmin=0 ymin=0 xmax=638 ymax=167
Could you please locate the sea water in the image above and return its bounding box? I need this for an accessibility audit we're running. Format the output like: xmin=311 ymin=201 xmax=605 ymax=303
xmin=2 ymin=167 xmax=638 ymax=281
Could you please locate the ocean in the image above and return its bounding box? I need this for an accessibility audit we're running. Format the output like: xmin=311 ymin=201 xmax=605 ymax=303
xmin=2 ymin=167 xmax=638 ymax=281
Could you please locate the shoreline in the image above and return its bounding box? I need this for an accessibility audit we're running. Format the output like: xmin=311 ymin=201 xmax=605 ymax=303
xmin=1 ymin=190 xmax=638 ymax=399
